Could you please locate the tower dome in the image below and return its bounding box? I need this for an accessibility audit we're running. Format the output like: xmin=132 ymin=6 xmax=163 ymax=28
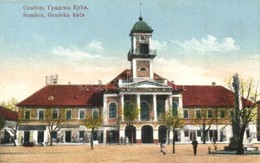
xmin=129 ymin=16 xmax=153 ymax=36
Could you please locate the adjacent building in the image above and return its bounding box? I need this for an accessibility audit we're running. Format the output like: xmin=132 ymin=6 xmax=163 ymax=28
xmin=17 ymin=16 xmax=257 ymax=145
xmin=0 ymin=106 xmax=18 ymax=144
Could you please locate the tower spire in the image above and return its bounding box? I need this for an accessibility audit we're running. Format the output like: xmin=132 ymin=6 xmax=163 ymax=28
xmin=139 ymin=0 xmax=142 ymax=18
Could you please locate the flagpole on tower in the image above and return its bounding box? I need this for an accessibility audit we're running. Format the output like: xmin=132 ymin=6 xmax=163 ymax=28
xmin=139 ymin=0 xmax=142 ymax=17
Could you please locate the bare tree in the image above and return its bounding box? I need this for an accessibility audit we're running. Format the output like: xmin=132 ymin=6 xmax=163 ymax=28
xmin=123 ymin=102 xmax=139 ymax=144
xmin=193 ymin=108 xmax=217 ymax=144
xmin=160 ymin=109 xmax=184 ymax=153
xmin=227 ymin=74 xmax=259 ymax=154
xmin=45 ymin=108 xmax=67 ymax=146
xmin=83 ymin=109 xmax=103 ymax=150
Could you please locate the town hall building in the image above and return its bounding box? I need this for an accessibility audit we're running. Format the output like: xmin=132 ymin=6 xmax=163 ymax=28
xmin=17 ymin=16 xmax=257 ymax=145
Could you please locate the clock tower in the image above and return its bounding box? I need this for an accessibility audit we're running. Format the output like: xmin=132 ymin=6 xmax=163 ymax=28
xmin=128 ymin=16 xmax=156 ymax=81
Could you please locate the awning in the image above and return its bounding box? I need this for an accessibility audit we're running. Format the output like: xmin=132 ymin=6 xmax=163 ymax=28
xmin=60 ymin=124 xmax=80 ymax=128
xmin=5 ymin=129 xmax=14 ymax=136
xmin=19 ymin=125 xmax=46 ymax=130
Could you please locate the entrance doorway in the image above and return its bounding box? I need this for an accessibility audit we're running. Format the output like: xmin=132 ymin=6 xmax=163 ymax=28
xmin=140 ymin=44 xmax=149 ymax=54
xmin=141 ymin=125 xmax=153 ymax=143
xmin=37 ymin=131 xmax=44 ymax=143
xmin=158 ymin=125 xmax=167 ymax=143
xmin=24 ymin=131 xmax=30 ymax=143
xmin=65 ymin=131 xmax=71 ymax=143
xmin=125 ymin=125 xmax=136 ymax=143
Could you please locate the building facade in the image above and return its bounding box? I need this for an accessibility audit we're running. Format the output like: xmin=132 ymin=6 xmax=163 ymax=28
xmin=0 ymin=106 xmax=18 ymax=144
xmin=17 ymin=16 xmax=257 ymax=145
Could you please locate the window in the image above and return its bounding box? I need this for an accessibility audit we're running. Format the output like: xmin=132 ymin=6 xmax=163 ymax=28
xmin=24 ymin=110 xmax=30 ymax=120
xmin=66 ymin=110 xmax=72 ymax=120
xmin=197 ymin=130 xmax=202 ymax=137
xmin=139 ymin=67 xmax=147 ymax=71
xmin=109 ymin=102 xmax=117 ymax=118
xmin=172 ymin=101 xmax=178 ymax=116
xmin=92 ymin=109 xmax=99 ymax=119
xmin=141 ymin=101 xmax=149 ymax=121
xmin=195 ymin=110 xmax=201 ymax=119
xmin=220 ymin=110 xmax=225 ymax=118
xmin=184 ymin=130 xmax=189 ymax=137
xmin=208 ymin=110 xmax=213 ymax=118
xmin=157 ymin=101 xmax=164 ymax=117
xmin=38 ymin=110 xmax=44 ymax=120
xmin=79 ymin=131 xmax=84 ymax=138
xmin=52 ymin=110 xmax=58 ymax=119
xmin=51 ymin=131 xmax=57 ymax=142
xmin=79 ymin=109 xmax=85 ymax=119
xmin=79 ymin=131 xmax=84 ymax=142
xmin=183 ymin=110 xmax=189 ymax=118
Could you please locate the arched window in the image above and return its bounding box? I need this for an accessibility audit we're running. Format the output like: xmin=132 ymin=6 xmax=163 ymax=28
xmin=109 ymin=102 xmax=117 ymax=118
xmin=139 ymin=67 xmax=147 ymax=71
xmin=172 ymin=101 xmax=178 ymax=116
xmin=141 ymin=101 xmax=149 ymax=121
xmin=157 ymin=101 xmax=164 ymax=117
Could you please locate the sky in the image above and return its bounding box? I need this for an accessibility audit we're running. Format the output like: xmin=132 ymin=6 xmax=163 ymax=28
xmin=0 ymin=0 xmax=260 ymax=102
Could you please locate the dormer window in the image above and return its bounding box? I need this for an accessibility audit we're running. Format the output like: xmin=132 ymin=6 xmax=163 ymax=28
xmin=48 ymin=96 xmax=54 ymax=100
xmin=139 ymin=67 xmax=147 ymax=71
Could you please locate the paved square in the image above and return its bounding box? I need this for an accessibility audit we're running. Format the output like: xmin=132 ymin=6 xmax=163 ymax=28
xmin=1 ymin=143 xmax=260 ymax=163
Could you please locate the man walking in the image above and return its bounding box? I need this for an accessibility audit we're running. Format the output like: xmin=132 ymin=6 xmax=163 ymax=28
xmin=160 ymin=138 xmax=167 ymax=155
xmin=191 ymin=138 xmax=198 ymax=156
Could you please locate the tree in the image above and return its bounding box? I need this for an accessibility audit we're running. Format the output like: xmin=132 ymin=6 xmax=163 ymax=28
xmin=160 ymin=109 xmax=184 ymax=153
xmin=0 ymin=114 xmax=5 ymax=144
xmin=0 ymin=113 xmax=5 ymax=130
xmin=44 ymin=108 xmax=67 ymax=146
xmin=123 ymin=101 xmax=139 ymax=144
xmin=227 ymin=74 xmax=259 ymax=154
xmin=1 ymin=98 xmax=18 ymax=111
xmin=83 ymin=109 xmax=103 ymax=150
xmin=1 ymin=98 xmax=20 ymax=146
xmin=193 ymin=108 xmax=217 ymax=144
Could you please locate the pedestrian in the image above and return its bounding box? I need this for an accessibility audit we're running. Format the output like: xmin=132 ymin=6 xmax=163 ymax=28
xmin=213 ymin=136 xmax=216 ymax=144
xmin=191 ymin=138 xmax=198 ymax=156
xmin=160 ymin=138 xmax=167 ymax=155
xmin=120 ymin=136 xmax=123 ymax=145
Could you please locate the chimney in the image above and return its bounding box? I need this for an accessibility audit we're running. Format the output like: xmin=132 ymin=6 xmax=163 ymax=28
xmin=98 ymin=80 xmax=102 ymax=85
xmin=46 ymin=74 xmax=58 ymax=85
xmin=212 ymin=82 xmax=216 ymax=86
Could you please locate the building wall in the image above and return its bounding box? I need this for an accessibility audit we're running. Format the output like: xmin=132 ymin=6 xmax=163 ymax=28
xmin=18 ymin=107 xmax=103 ymax=145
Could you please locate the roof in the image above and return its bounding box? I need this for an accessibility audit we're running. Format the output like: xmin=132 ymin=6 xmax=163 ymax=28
xmin=181 ymin=85 xmax=254 ymax=108
xmin=17 ymin=85 xmax=103 ymax=107
xmin=17 ymin=72 xmax=254 ymax=109
xmin=0 ymin=106 xmax=18 ymax=121
xmin=130 ymin=16 xmax=153 ymax=36
xmin=105 ymin=69 xmax=181 ymax=91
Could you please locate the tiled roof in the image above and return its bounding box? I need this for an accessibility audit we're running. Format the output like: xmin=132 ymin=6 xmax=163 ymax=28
xmin=0 ymin=106 xmax=18 ymax=121
xmin=17 ymin=72 xmax=254 ymax=109
xmin=181 ymin=85 xmax=253 ymax=108
xmin=17 ymin=85 xmax=103 ymax=107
